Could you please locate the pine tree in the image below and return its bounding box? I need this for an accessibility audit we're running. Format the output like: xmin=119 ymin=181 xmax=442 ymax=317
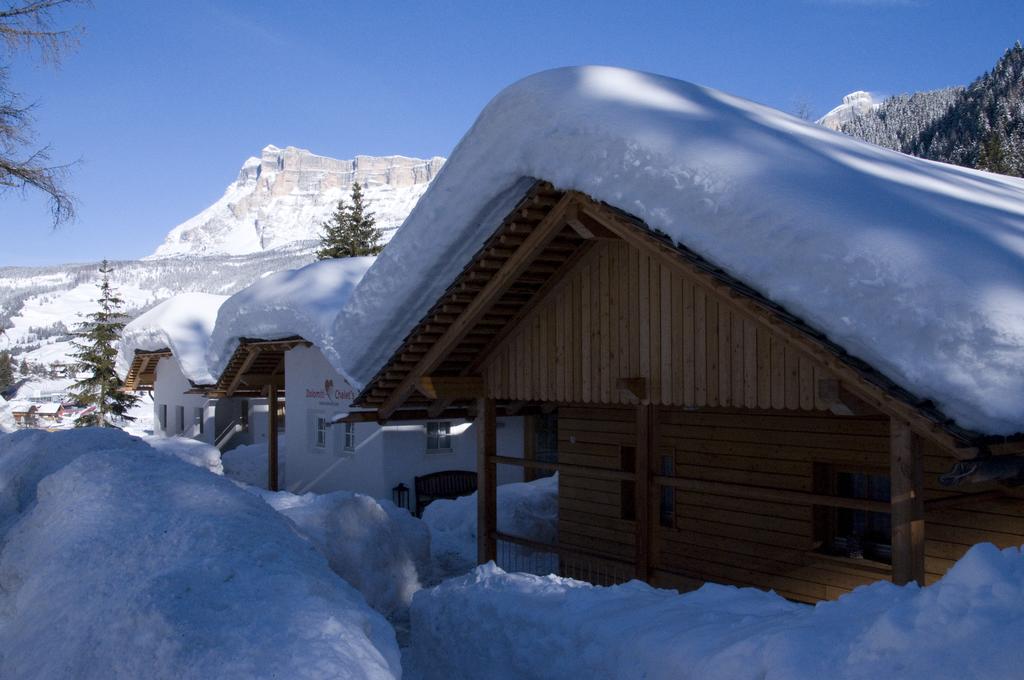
xmin=0 ymin=350 xmax=13 ymax=387
xmin=316 ymin=182 xmax=384 ymax=259
xmin=18 ymin=358 xmax=29 ymax=376
xmin=68 ymin=260 xmax=139 ymax=427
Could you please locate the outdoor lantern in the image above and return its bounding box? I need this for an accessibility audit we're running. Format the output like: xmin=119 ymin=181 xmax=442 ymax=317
xmin=392 ymin=483 xmax=410 ymax=511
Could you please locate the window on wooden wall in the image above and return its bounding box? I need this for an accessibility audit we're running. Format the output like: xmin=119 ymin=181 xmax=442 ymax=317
xmin=426 ymin=421 xmax=452 ymax=452
xmin=659 ymin=453 xmax=675 ymax=528
xmin=814 ymin=464 xmax=892 ymax=564
xmin=620 ymin=446 xmax=636 ymax=521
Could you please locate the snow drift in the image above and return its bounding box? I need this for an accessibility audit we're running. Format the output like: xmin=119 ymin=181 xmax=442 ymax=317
xmin=253 ymin=488 xmax=432 ymax=616
xmin=115 ymin=292 xmax=228 ymax=385
xmin=143 ymin=434 xmax=224 ymax=475
xmin=337 ymin=66 xmax=1024 ymax=435
xmin=208 ymin=256 xmax=374 ymax=380
xmin=423 ymin=474 xmax=558 ymax=578
xmin=410 ymin=544 xmax=1024 ymax=680
xmin=0 ymin=428 xmax=400 ymax=679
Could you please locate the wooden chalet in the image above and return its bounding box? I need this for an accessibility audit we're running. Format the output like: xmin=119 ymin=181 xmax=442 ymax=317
xmin=200 ymin=336 xmax=310 ymax=490
xmin=351 ymin=181 xmax=1024 ymax=603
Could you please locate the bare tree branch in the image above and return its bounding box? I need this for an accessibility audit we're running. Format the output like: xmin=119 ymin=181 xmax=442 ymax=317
xmin=0 ymin=0 xmax=88 ymax=226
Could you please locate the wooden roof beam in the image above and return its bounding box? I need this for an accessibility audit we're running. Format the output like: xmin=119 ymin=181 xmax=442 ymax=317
xmin=377 ymin=193 xmax=577 ymax=419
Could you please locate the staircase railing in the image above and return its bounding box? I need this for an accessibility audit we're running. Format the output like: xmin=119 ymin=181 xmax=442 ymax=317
xmin=214 ymin=418 xmax=247 ymax=451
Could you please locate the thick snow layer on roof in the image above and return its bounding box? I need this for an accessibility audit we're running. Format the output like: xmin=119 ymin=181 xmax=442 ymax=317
xmin=208 ymin=257 xmax=374 ymax=381
xmin=116 ymin=292 xmax=228 ymax=385
xmin=0 ymin=428 xmax=399 ymax=679
xmin=409 ymin=544 xmax=1024 ymax=680
xmin=337 ymin=66 xmax=1024 ymax=435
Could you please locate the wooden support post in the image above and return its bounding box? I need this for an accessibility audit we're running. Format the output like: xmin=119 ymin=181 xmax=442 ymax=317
xmin=891 ymin=418 xmax=924 ymax=586
xmin=635 ymin=404 xmax=652 ymax=580
xmin=476 ymin=397 xmax=497 ymax=564
xmin=267 ymin=387 xmax=279 ymax=492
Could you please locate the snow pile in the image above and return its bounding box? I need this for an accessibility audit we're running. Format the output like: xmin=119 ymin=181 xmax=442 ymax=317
xmin=423 ymin=474 xmax=558 ymax=577
xmin=222 ymin=440 xmax=272 ymax=486
xmin=337 ymin=66 xmax=1024 ymax=435
xmin=115 ymin=292 xmax=228 ymax=385
xmin=252 ymin=488 xmax=432 ymax=616
xmin=0 ymin=428 xmax=400 ymax=679
xmin=143 ymin=435 xmax=224 ymax=475
xmin=410 ymin=543 xmax=1024 ymax=680
xmin=208 ymin=256 xmax=374 ymax=380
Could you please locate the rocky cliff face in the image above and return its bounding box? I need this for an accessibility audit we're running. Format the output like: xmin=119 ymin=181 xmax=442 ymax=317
xmin=817 ymin=91 xmax=877 ymax=130
xmin=150 ymin=145 xmax=446 ymax=258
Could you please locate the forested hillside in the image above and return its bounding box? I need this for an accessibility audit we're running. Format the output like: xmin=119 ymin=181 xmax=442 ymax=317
xmin=834 ymin=43 xmax=1024 ymax=177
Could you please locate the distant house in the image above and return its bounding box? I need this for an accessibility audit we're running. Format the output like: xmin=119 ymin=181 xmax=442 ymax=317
xmin=343 ymin=67 xmax=1024 ymax=601
xmin=202 ymin=257 xmax=523 ymax=505
xmin=35 ymin=402 xmax=65 ymax=421
xmin=11 ymin=403 xmax=38 ymax=428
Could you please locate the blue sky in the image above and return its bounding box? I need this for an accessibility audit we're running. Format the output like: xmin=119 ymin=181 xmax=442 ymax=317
xmin=2 ymin=0 xmax=1022 ymax=266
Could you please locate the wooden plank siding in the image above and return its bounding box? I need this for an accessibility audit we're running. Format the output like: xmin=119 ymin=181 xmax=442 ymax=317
xmin=653 ymin=407 xmax=892 ymax=602
xmin=481 ymin=239 xmax=838 ymax=410
xmin=556 ymin=405 xmax=1024 ymax=602
xmin=557 ymin=406 xmax=638 ymax=569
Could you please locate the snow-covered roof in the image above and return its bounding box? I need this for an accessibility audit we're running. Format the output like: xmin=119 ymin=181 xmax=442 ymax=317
xmin=336 ymin=66 xmax=1024 ymax=436
xmin=36 ymin=403 xmax=63 ymax=415
xmin=207 ymin=257 xmax=375 ymax=381
xmin=116 ymin=292 xmax=229 ymax=385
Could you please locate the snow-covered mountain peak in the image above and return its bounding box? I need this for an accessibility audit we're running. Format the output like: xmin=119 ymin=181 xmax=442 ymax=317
xmin=817 ymin=90 xmax=878 ymax=130
xmin=149 ymin=146 xmax=446 ymax=259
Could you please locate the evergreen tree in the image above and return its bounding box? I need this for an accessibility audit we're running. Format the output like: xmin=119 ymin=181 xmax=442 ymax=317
xmin=68 ymin=260 xmax=139 ymax=427
xmin=18 ymin=357 xmax=29 ymax=376
xmin=316 ymin=182 xmax=384 ymax=259
xmin=0 ymin=350 xmax=13 ymax=387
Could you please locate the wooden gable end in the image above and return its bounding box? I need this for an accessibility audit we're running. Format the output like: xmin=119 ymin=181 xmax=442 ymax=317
xmin=122 ymin=349 xmax=171 ymax=391
xmin=480 ymin=237 xmax=840 ymax=411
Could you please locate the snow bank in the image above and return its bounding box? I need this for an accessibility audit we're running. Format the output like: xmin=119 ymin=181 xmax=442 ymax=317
xmin=207 ymin=257 xmax=374 ymax=380
xmin=423 ymin=474 xmax=557 ymax=577
xmin=115 ymin=292 xmax=228 ymax=384
xmin=143 ymin=434 xmax=224 ymax=475
xmin=0 ymin=428 xmax=400 ymax=679
xmin=251 ymin=487 xmax=431 ymax=616
xmin=338 ymin=66 xmax=1024 ymax=435
xmin=410 ymin=543 xmax=1024 ymax=680
xmin=222 ymin=440 xmax=272 ymax=486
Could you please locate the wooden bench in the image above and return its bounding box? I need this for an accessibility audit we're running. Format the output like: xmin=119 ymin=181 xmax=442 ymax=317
xmin=414 ymin=470 xmax=477 ymax=516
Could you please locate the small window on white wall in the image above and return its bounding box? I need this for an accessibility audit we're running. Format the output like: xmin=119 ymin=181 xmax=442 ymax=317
xmin=176 ymin=406 xmax=185 ymax=434
xmin=158 ymin=404 xmax=167 ymax=433
xmin=194 ymin=407 xmax=204 ymax=435
xmin=315 ymin=416 xmax=327 ymax=448
xmin=344 ymin=422 xmax=355 ymax=451
xmin=426 ymin=421 xmax=452 ymax=452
